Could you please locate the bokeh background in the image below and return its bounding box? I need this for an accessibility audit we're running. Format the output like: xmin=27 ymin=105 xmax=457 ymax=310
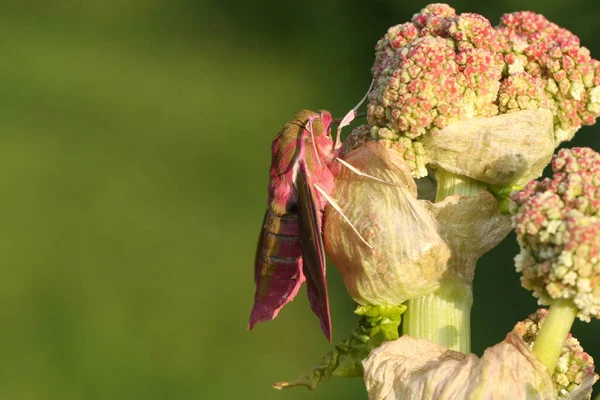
xmin=0 ymin=0 xmax=598 ymax=399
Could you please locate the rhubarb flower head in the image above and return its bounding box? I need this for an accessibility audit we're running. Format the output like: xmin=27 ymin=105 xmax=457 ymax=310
xmin=512 ymin=147 xmax=600 ymax=321
xmin=523 ymin=308 xmax=597 ymax=399
xmin=362 ymin=4 xmax=600 ymax=181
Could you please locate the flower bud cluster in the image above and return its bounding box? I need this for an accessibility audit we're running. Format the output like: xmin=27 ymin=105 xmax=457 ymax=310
xmin=370 ymin=6 xmax=504 ymax=137
xmin=498 ymin=11 xmax=600 ymax=142
xmin=523 ymin=308 xmax=596 ymax=399
xmin=344 ymin=125 xmax=427 ymax=177
xmin=360 ymin=4 xmax=600 ymax=178
xmin=512 ymin=147 xmax=600 ymax=321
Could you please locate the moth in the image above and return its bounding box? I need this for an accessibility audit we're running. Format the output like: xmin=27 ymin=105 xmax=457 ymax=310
xmin=248 ymin=92 xmax=384 ymax=342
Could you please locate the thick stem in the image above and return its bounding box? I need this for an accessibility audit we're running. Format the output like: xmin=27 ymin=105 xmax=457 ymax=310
xmin=403 ymin=169 xmax=487 ymax=353
xmin=403 ymin=280 xmax=472 ymax=352
xmin=532 ymin=298 xmax=578 ymax=373
xmin=434 ymin=169 xmax=488 ymax=201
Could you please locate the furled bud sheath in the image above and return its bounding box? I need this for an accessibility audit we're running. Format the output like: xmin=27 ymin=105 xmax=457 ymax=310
xmin=421 ymin=109 xmax=555 ymax=186
xmin=420 ymin=192 xmax=513 ymax=286
xmin=523 ymin=309 xmax=598 ymax=399
xmin=323 ymin=141 xmax=451 ymax=306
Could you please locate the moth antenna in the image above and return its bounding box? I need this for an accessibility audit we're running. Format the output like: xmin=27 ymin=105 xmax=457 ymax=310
xmin=332 ymin=112 xmax=366 ymax=125
xmin=335 ymin=79 xmax=375 ymax=149
xmin=307 ymin=118 xmax=323 ymax=168
xmin=335 ymin=157 xmax=406 ymax=187
xmin=313 ymin=183 xmax=374 ymax=249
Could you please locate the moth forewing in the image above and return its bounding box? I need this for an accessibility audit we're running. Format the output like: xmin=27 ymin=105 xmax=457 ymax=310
xmin=295 ymin=161 xmax=331 ymax=341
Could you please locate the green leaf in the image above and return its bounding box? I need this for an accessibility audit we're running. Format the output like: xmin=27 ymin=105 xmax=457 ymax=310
xmin=273 ymin=304 xmax=406 ymax=391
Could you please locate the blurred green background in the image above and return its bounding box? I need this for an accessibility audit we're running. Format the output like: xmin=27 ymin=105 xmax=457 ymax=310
xmin=0 ymin=0 xmax=598 ymax=399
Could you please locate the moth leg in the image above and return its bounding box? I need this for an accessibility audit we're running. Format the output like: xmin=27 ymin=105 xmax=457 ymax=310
xmin=313 ymin=183 xmax=374 ymax=250
xmin=335 ymin=157 xmax=404 ymax=187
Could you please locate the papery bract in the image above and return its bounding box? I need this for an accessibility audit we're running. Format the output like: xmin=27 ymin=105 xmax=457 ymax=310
xmin=420 ymin=191 xmax=513 ymax=285
xmin=323 ymin=142 xmax=451 ymax=306
xmin=421 ymin=109 xmax=555 ymax=186
xmin=363 ymin=323 xmax=556 ymax=400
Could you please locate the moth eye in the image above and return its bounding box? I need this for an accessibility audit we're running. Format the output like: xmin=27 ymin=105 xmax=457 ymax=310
xmin=287 ymin=202 xmax=298 ymax=213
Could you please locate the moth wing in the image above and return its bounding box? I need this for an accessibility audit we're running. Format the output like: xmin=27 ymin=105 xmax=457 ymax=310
xmin=253 ymin=211 xmax=268 ymax=285
xmin=296 ymin=161 xmax=332 ymax=342
xmin=248 ymin=211 xmax=306 ymax=330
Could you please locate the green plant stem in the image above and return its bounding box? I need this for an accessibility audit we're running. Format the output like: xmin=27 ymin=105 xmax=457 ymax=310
xmin=403 ymin=280 xmax=472 ymax=352
xmin=434 ymin=169 xmax=488 ymax=200
xmin=532 ymin=298 xmax=578 ymax=373
xmin=403 ymin=169 xmax=487 ymax=353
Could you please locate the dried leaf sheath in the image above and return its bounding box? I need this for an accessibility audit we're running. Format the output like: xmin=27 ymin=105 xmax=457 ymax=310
xmin=323 ymin=142 xmax=451 ymax=306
